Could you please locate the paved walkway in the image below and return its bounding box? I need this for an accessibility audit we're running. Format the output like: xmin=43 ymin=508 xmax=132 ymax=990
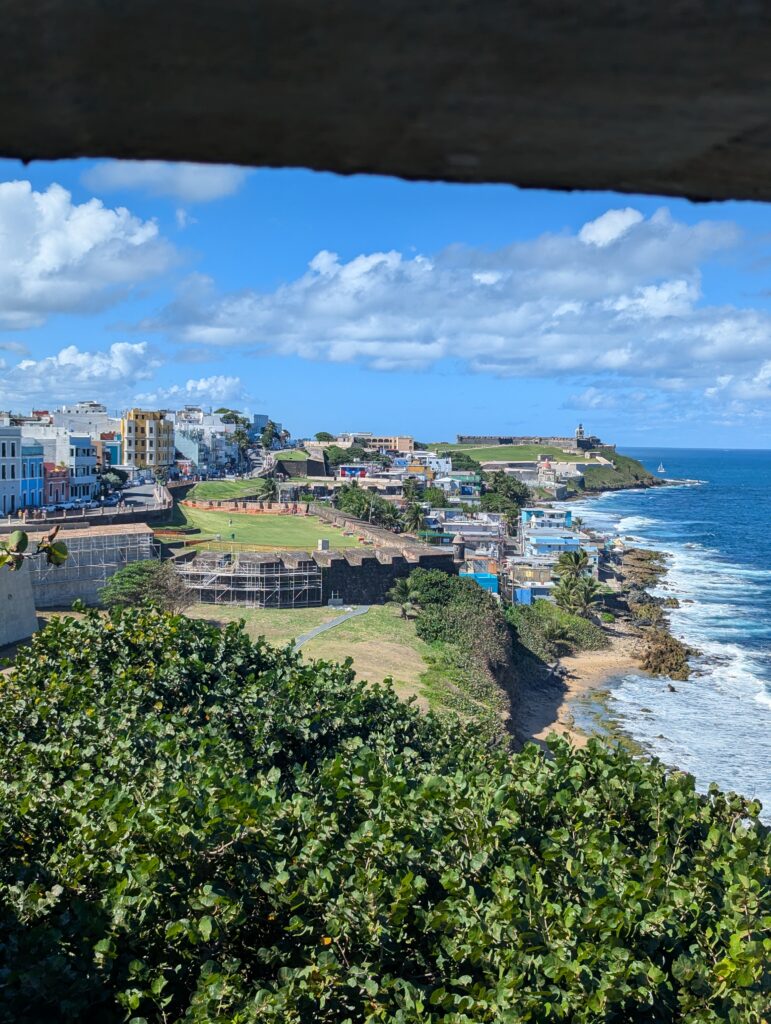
xmin=293 ymin=605 xmax=369 ymax=650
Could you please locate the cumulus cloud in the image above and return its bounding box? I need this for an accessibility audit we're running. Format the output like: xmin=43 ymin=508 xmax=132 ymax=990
xmin=135 ymin=374 xmax=247 ymax=407
xmin=578 ymin=207 xmax=644 ymax=247
xmin=0 ymin=342 xmax=160 ymax=405
xmin=0 ymin=181 xmax=174 ymax=329
xmin=83 ymin=161 xmax=250 ymax=203
xmin=141 ymin=204 xmax=771 ymax=422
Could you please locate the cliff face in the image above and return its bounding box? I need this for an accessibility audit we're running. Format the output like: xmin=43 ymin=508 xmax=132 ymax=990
xmin=581 ymin=454 xmax=657 ymax=492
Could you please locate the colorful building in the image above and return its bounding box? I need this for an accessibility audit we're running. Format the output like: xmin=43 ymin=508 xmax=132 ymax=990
xmin=43 ymin=463 xmax=70 ymax=505
xmin=20 ymin=439 xmax=44 ymax=508
xmin=121 ymin=409 xmax=175 ymax=471
xmin=0 ymin=423 xmax=21 ymax=517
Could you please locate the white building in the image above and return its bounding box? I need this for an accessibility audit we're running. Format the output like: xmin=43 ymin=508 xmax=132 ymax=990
xmin=22 ymin=425 xmax=98 ymax=500
xmin=0 ymin=422 xmax=22 ymax=517
xmin=52 ymin=401 xmax=120 ymax=437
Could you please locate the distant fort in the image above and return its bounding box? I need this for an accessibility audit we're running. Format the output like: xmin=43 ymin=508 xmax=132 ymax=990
xmin=456 ymin=424 xmax=614 ymax=453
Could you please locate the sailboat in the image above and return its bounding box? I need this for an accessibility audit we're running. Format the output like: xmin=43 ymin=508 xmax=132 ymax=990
xmin=657 ymin=461 xmax=666 ymax=474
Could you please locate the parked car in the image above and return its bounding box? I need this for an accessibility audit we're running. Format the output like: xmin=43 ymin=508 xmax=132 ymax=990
xmin=102 ymin=494 xmax=121 ymax=506
xmin=43 ymin=504 xmax=58 ymax=515
xmin=57 ymin=501 xmax=76 ymax=511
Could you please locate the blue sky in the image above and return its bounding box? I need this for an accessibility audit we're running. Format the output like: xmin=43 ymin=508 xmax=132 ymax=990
xmin=1 ymin=157 xmax=771 ymax=447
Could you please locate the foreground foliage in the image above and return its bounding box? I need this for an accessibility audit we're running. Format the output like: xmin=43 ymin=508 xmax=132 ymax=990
xmin=0 ymin=610 xmax=768 ymax=1023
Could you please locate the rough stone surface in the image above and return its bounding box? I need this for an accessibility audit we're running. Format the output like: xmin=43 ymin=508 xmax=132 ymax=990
xmin=3 ymin=2 xmax=771 ymax=200
xmin=0 ymin=562 xmax=37 ymax=648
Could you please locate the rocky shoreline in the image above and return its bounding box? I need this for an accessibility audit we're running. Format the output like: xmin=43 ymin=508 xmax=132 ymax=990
xmin=514 ymin=543 xmax=695 ymax=748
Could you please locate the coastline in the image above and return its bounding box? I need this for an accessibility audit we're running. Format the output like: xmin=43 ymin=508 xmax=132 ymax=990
xmin=513 ymin=622 xmax=642 ymax=748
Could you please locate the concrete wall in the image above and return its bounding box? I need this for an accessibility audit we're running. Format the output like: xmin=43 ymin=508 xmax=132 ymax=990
xmin=0 ymin=563 xmax=38 ymax=647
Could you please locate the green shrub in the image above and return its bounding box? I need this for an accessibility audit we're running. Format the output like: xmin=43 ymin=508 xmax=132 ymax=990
xmin=601 ymin=611 xmax=615 ymax=623
xmin=0 ymin=609 xmax=767 ymax=1022
xmin=507 ymin=599 xmax=608 ymax=660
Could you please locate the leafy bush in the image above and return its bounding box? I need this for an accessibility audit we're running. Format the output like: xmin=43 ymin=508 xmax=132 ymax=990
xmin=99 ymin=560 xmax=192 ymax=614
xmin=601 ymin=611 xmax=615 ymax=623
xmin=0 ymin=609 xmax=768 ymax=1022
xmin=507 ymin=600 xmax=608 ymax=661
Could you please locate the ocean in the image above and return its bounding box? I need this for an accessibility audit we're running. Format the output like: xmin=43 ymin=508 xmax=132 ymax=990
xmin=563 ymin=448 xmax=771 ymax=820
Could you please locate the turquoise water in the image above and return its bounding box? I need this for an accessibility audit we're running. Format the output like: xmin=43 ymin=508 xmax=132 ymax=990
xmin=564 ymin=448 xmax=771 ymax=819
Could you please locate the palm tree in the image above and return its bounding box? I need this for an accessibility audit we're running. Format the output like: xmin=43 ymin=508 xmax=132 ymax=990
xmin=553 ymin=575 xmax=600 ymax=617
xmin=573 ymin=577 xmax=601 ymax=617
xmin=555 ymin=548 xmax=590 ymax=579
xmin=388 ymin=577 xmax=418 ymax=618
xmin=261 ymin=477 xmax=277 ymax=503
xmin=402 ymin=502 xmax=427 ymax=535
xmin=572 ymin=515 xmax=585 ymax=530
xmin=553 ymin=576 xmax=581 ymax=614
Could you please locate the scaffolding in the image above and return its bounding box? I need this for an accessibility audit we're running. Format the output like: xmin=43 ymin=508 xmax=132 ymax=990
xmin=177 ymin=550 xmax=323 ymax=608
xmin=26 ymin=525 xmax=159 ymax=601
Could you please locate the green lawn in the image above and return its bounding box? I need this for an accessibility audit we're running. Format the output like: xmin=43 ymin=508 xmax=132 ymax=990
xmin=187 ymin=479 xmax=268 ymax=501
xmin=300 ymin=605 xmax=434 ymax=707
xmin=437 ymin=443 xmax=588 ymax=463
xmin=185 ymin=604 xmax=343 ymax=644
xmin=275 ymin=449 xmax=310 ymax=461
xmin=162 ymin=505 xmax=366 ymax=549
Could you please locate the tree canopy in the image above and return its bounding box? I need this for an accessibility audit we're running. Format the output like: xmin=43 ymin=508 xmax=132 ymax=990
xmin=0 ymin=608 xmax=767 ymax=1023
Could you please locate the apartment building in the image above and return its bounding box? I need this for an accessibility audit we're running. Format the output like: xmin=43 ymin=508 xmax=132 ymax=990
xmin=43 ymin=463 xmax=70 ymax=505
xmin=121 ymin=409 xmax=175 ymax=471
xmin=52 ymin=401 xmax=119 ymax=436
xmin=19 ymin=425 xmax=99 ymax=500
xmin=0 ymin=423 xmax=21 ymax=517
xmin=20 ymin=439 xmax=44 ymax=508
xmin=337 ymin=432 xmax=414 ymax=453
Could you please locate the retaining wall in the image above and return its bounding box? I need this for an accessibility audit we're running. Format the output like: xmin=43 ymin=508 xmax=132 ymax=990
xmin=0 ymin=562 xmax=38 ymax=647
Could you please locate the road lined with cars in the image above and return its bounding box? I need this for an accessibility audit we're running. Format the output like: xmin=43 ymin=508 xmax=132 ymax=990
xmin=2 ymin=482 xmax=170 ymax=527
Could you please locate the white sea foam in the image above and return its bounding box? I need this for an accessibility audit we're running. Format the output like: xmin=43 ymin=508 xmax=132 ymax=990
xmin=566 ymin=489 xmax=771 ymax=819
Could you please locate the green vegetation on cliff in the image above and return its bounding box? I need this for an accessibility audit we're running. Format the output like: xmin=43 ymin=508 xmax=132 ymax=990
xmin=506 ymin=599 xmax=608 ymax=662
xmin=581 ymin=453 xmax=657 ymax=491
xmin=0 ymin=608 xmax=768 ymax=1023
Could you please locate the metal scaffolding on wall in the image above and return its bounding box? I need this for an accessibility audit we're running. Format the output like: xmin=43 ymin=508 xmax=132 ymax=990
xmin=177 ymin=551 xmax=323 ymax=608
xmin=27 ymin=530 xmax=159 ymax=591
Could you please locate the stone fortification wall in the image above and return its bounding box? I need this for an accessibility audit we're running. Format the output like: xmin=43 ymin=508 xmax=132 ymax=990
xmin=309 ymin=502 xmax=428 ymax=552
xmin=316 ymin=547 xmax=457 ymax=605
xmin=181 ymin=499 xmax=308 ymax=515
xmin=0 ymin=562 xmax=38 ymax=647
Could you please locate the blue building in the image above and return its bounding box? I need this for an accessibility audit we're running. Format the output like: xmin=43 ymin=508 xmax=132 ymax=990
xmin=460 ymin=570 xmax=499 ymax=595
xmin=20 ymin=439 xmax=44 ymax=508
xmin=521 ymin=507 xmax=572 ymax=529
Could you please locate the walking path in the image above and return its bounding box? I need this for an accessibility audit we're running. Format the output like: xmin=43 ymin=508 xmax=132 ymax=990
xmin=293 ymin=605 xmax=369 ymax=650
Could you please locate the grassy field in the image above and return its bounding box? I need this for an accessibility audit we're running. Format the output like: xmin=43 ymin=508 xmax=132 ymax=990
xmin=436 ymin=443 xmax=588 ymax=463
xmin=275 ymin=449 xmax=310 ymax=461
xmin=185 ymin=604 xmax=343 ymax=645
xmin=161 ymin=505 xmax=366 ymax=549
xmin=187 ymin=479 xmax=268 ymax=501
xmin=300 ymin=605 xmax=434 ymax=708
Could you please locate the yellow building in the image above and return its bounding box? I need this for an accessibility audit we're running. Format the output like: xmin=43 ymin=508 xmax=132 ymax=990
xmin=120 ymin=409 xmax=174 ymax=470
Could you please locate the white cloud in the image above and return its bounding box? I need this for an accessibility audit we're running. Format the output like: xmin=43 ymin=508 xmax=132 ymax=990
xmin=83 ymin=161 xmax=250 ymax=203
xmin=0 ymin=342 xmax=159 ymax=405
xmin=135 ymin=375 xmax=246 ymax=407
xmin=144 ymin=205 xmax=771 ymax=423
xmin=0 ymin=181 xmax=173 ymax=329
xmin=579 ymin=207 xmax=644 ymax=247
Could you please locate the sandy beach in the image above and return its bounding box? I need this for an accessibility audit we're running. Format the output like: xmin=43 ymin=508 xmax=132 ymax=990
xmin=512 ymin=622 xmax=642 ymax=748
